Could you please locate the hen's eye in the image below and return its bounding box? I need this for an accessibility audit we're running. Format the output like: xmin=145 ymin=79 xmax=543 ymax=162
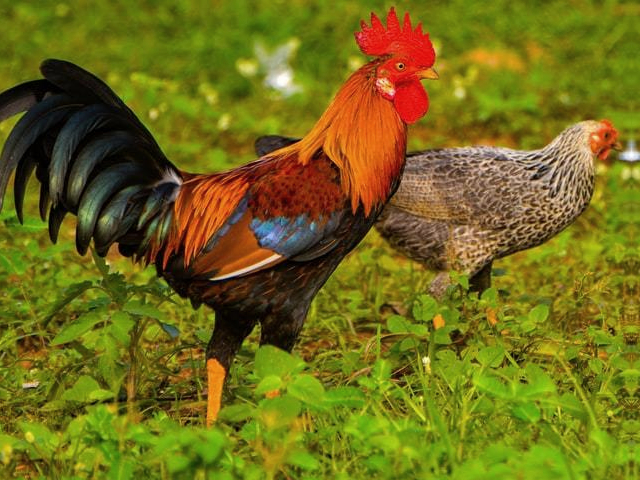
xmin=603 ymin=131 xmax=610 ymax=139
xmin=395 ymin=62 xmax=405 ymax=71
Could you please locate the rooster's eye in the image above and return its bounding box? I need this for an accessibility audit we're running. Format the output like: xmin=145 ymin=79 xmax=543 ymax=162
xmin=603 ymin=131 xmax=610 ymax=139
xmin=395 ymin=62 xmax=405 ymax=71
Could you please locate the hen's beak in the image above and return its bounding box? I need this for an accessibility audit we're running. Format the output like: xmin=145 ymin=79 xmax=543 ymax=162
xmin=418 ymin=68 xmax=439 ymax=80
xmin=613 ymin=141 xmax=623 ymax=151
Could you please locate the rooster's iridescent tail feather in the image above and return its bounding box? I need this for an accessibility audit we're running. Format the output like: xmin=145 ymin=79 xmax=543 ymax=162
xmin=0 ymin=59 xmax=181 ymax=260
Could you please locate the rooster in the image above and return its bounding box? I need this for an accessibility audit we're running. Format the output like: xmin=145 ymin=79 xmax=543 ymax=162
xmin=0 ymin=8 xmax=437 ymax=424
xmin=256 ymin=120 xmax=619 ymax=298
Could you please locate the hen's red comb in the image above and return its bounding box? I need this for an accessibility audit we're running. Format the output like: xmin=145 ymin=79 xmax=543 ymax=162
xmin=355 ymin=7 xmax=435 ymax=66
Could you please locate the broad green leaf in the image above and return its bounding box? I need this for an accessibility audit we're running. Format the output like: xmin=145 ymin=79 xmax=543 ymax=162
xmin=97 ymin=333 xmax=126 ymax=392
xmin=480 ymin=287 xmax=498 ymax=305
xmin=109 ymin=311 xmax=135 ymax=344
xmin=193 ymin=429 xmax=226 ymax=464
xmin=17 ymin=421 xmax=59 ymax=457
xmin=0 ymin=433 xmax=26 ymax=451
xmin=255 ymin=375 xmax=283 ymax=396
xmin=89 ymin=389 xmax=116 ymax=401
xmin=323 ymin=386 xmax=366 ymax=408
xmin=259 ymin=395 xmax=301 ymax=427
xmin=399 ymin=337 xmax=420 ymax=351
xmin=590 ymin=429 xmax=615 ymax=451
xmin=51 ymin=311 xmax=105 ymax=345
xmin=166 ymin=454 xmax=191 ymax=473
xmin=123 ymin=300 xmax=166 ymax=320
xmin=45 ymin=280 xmax=95 ymax=320
xmin=218 ymin=403 xmax=255 ymax=422
xmin=520 ymin=364 xmax=556 ymax=398
xmin=473 ymin=373 xmax=510 ymax=399
xmin=511 ymin=401 xmax=541 ymax=423
xmin=412 ymin=294 xmax=438 ymax=322
xmin=451 ymin=271 xmax=470 ymax=289
xmin=557 ymin=393 xmax=588 ymax=422
xmin=476 ymin=345 xmax=506 ymax=367
xmin=387 ymin=314 xmax=411 ymax=334
xmin=288 ymin=374 xmax=325 ymax=406
xmin=288 ymin=450 xmax=320 ymax=471
xmin=481 ymin=442 xmax=517 ymax=465
xmin=61 ymin=375 xmax=112 ymax=402
xmin=433 ymin=326 xmax=454 ymax=345
xmin=588 ymin=357 xmax=604 ymax=375
xmin=370 ymin=433 xmax=400 ymax=452
xmin=528 ymin=304 xmax=550 ymax=324
xmin=254 ymin=345 xmax=305 ymax=379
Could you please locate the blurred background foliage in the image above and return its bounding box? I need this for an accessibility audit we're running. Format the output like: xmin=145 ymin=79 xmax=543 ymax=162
xmin=0 ymin=1 xmax=639 ymax=479
xmin=1 ymin=0 xmax=637 ymax=170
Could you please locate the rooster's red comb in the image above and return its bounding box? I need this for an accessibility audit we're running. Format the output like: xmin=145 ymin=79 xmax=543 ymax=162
xmin=355 ymin=7 xmax=435 ymax=66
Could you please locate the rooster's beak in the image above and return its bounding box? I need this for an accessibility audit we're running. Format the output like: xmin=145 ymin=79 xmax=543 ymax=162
xmin=613 ymin=141 xmax=623 ymax=151
xmin=418 ymin=68 xmax=439 ymax=80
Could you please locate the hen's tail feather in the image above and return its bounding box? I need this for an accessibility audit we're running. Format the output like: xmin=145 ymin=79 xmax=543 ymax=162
xmin=0 ymin=59 xmax=183 ymax=261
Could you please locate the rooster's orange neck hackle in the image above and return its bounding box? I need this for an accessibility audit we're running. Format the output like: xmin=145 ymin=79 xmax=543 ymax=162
xmin=267 ymin=7 xmax=436 ymax=215
xmin=267 ymin=63 xmax=406 ymax=216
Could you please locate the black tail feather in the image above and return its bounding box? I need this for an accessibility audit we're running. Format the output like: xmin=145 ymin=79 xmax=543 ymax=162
xmin=137 ymin=182 xmax=176 ymax=229
xmin=0 ymin=59 xmax=182 ymax=260
xmin=38 ymin=179 xmax=50 ymax=222
xmin=94 ymin=185 xmax=145 ymax=251
xmin=0 ymin=79 xmax=58 ymax=122
xmin=49 ymin=104 xmax=133 ymax=201
xmin=76 ymin=163 xmax=150 ymax=255
xmin=40 ymin=59 xmax=126 ymax=110
xmin=13 ymin=151 xmax=37 ymax=223
xmin=65 ymin=130 xmax=145 ymax=208
xmin=0 ymin=94 xmax=79 ymax=209
xmin=48 ymin=203 xmax=67 ymax=243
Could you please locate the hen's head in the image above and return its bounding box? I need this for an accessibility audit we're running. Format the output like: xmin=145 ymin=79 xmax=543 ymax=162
xmin=356 ymin=8 xmax=437 ymax=124
xmin=588 ymin=119 xmax=620 ymax=161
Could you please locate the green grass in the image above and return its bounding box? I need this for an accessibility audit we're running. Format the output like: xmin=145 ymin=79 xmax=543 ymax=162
xmin=0 ymin=0 xmax=639 ymax=478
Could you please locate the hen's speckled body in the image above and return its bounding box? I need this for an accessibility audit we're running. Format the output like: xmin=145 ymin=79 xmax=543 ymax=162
xmin=375 ymin=120 xmax=617 ymax=295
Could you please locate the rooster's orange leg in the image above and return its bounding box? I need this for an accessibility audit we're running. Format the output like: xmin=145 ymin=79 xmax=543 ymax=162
xmin=204 ymin=314 xmax=257 ymax=426
xmin=206 ymin=358 xmax=227 ymax=426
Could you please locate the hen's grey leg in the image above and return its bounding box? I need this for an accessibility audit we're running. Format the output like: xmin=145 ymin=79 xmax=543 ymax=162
xmin=469 ymin=261 xmax=492 ymax=294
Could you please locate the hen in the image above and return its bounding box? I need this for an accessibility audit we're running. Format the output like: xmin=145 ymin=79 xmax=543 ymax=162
xmin=257 ymin=121 xmax=619 ymax=297
xmin=376 ymin=120 xmax=620 ymax=296
xmin=0 ymin=8 xmax=437 ymax=424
